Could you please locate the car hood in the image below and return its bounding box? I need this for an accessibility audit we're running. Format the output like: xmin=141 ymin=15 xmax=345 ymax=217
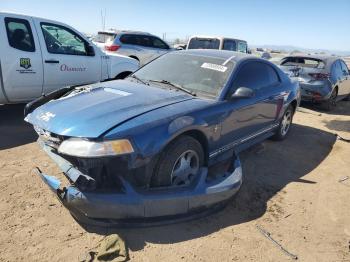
xmin=25 ymin=80 xmax=194 ymax=138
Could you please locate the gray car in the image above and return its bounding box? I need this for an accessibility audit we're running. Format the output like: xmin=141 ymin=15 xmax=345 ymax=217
xmin=95 ymin=30 xmax=172 ymax=66
xmin=280 ymin=55 xmax=350 ymax=110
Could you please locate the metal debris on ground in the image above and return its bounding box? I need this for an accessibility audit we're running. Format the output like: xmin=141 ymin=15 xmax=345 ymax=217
xmin=82 ymin=234 xmax=128 ymax=262
xmin=335 ymin=134 xmax=350 ymax=143
xmin=338 ymin=176 xmax=350 ymax=187
xmin=339 ymin=176 xmax=349 ymax=183
xmin=256 ymin=225 xmax=298 ymax=260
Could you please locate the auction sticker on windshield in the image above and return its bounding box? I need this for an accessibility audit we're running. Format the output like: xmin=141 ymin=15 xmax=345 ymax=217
xmin=201 ymin=63 xmax=227 ymax=72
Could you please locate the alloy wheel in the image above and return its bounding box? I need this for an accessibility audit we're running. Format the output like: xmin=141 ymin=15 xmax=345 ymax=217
xmin=281 ymin=110 xmax=292 ymax=136
xmin=171 ymin=150 xmax=199 ymax=186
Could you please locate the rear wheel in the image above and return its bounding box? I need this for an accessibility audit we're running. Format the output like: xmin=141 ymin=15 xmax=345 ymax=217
xmin=272 ymin=105 xmax=294 ymax=141
xmin=151 ymin=136 xmax=204 ymax=188
xmin=323 ymin=88 xmax=337 ymax=111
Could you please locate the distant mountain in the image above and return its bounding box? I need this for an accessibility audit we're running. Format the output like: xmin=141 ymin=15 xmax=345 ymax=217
xmin=250 ymin=44 xmax=350 ymax=57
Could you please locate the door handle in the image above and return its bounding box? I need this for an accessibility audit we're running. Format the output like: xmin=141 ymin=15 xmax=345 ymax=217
xmin=45 ymin=60 xmax=59 ymax=64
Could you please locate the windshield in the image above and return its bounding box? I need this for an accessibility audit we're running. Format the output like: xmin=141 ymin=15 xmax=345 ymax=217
xmin=188 ymin=38 xmax=220 ymax=50
xmin=132 ymin=53 xmax=234 ymax=98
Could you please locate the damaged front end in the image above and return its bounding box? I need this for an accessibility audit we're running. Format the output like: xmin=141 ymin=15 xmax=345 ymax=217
xmin=25 ymin=84 xmax=243 ymax=226
xmin=34 ymin=138 xmax=242 ymax=226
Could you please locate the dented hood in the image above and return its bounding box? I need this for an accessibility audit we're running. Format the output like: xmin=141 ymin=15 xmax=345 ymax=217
xmin=25 ymin=80 xmax=193 ymax=138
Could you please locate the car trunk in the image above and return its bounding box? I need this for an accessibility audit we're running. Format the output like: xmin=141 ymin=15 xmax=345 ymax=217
xmin=280 ymin=56 xmax=327 ymax=82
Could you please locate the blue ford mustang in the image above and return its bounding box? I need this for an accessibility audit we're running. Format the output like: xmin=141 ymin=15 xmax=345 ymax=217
xmin=25 ymin=50 xmax=300 ymax=224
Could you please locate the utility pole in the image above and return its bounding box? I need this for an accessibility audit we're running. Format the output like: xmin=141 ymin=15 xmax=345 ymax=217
xmin=101 ymin=9 xmax=106 ymax=31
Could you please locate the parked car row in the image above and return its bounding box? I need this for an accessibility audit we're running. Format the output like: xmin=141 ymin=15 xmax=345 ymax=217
xmin=1 ymin=11 xmax=348 ymax=224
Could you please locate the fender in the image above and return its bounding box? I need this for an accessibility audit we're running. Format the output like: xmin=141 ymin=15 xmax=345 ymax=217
xmin=108 ymin=56 xmax=139 ymax=79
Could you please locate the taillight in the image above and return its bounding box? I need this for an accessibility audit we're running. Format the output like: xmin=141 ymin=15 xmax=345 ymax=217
xmin=105 ymin=44 xmax=120 ymax=51
xmin=308 ymin=73 xmax=329 ymax=80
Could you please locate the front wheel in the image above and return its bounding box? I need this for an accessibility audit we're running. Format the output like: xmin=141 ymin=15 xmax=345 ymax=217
xmin=271 ymin=105 xmax=294 ymax=141
xmin=151 ymin=136 xmax=204 ymax=188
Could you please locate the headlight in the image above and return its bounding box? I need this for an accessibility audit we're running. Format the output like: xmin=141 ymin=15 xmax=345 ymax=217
xmin=58 ymin=138 xmax=134 ymax=157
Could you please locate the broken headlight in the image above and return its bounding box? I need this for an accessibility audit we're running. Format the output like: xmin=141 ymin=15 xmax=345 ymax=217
xmin=58 ymin=138 xmax=134 ymax=157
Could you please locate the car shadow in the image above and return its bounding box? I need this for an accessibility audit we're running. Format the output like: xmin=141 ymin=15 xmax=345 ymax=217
xmin=323 ymin=119 xmax=350 ymax=133
xmin=300 ymin=100 xmax=350 ymax=116
xmin=80 ymin=123 xmax=336 ymax=251
xmin=0 ymin=104 xmax=37 ymax=150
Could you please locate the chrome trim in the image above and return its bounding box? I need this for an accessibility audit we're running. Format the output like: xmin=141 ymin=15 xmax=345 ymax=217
xmin=209 ymin=123 xmax=279 ymax=158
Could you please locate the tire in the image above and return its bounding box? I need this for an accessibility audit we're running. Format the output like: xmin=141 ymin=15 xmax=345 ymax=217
xmin=151 ymin=136 xmax=204 ymax=188
xmin=323 ymin=88 xmax=337 ymax=111
xmin=271 ymin=105 xmax=294 ymax=141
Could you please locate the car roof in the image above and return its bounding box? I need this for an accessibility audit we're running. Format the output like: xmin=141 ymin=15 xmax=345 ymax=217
xmin=175 ymin=49 xmax=254 ymax=62
xmin=189 ymin=35 xmax=247 ymax=43
xmin=117 ymin=31 xmax=152 ymax=36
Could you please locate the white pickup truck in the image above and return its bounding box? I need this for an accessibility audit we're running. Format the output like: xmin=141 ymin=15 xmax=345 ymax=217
xmin=0 ymin=12 xmax=139 ymax=104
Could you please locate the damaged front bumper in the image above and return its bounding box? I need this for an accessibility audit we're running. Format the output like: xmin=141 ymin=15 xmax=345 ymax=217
xmin=36 ymin=140 xmax=243 ymax=226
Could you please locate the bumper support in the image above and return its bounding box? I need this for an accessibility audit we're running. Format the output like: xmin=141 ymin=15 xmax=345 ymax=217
xmin=36 ymin=142 xmax=243 ymax=227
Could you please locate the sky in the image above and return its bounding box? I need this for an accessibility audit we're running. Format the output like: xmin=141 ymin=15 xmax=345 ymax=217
xmin=1 ymin=0 xmax=350 ymax=51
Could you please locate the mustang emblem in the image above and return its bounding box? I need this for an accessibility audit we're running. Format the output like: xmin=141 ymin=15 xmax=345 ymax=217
xmin=39 ymin=112 xmax=56 ymax=122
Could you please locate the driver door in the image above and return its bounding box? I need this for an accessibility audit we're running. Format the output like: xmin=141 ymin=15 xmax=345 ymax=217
xmin=219 ymin=61 xmax=281 ymax=149
xmin=34 ymin=19 xmax=101 ymax=93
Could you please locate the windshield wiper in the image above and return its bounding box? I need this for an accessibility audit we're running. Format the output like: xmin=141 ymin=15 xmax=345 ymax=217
xmin=129 ymin=75 xmax=149 ymax=85
xmin=148 ymin=79 xmax=196 ymax=96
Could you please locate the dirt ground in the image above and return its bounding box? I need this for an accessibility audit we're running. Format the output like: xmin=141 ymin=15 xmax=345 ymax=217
xmin=0 ymin=101 xmax=349 ymax=262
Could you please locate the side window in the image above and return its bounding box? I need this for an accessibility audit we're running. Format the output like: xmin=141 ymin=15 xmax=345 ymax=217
xmin=340 ymin=60 xmax=349 ymax=76
xmin=120 ymin=34 xmax=136 ymax=45
xmin=332 ymin=61 xmax=343 ymax=79
xmin=138 ymin=36 xmax=152 ymax=47
xmin=40 ymin=23 xmax=87 ymax=56
xmin=223 ymin=39 xmax=237 ymax=51
xmin=233 ymin=62 xmax=279 ymax=91
xmin=151 ymin=37 xmax=169 ymax=49
xmin=238 ymin=42 xmax=247 ymax=53
xmin=5 ymin=17 xmax=35 ymax=52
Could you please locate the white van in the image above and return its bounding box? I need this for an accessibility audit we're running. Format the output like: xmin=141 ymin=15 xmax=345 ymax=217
xmin=187 ymin=36 xmax=248 ymax=53
xmin=0 ymin=12 xmax=139 ymax=104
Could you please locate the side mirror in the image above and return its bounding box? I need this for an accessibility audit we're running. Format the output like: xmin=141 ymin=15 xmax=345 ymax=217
xmin=86 ymin=44 xmax=95 ymax=56
xmin=230 ymin=87 xmax=255 ymax=99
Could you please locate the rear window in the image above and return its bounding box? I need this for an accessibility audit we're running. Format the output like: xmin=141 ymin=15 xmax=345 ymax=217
xmin=281 ymin=57 xmax=325 ymax=69
xmin=95 ymin=32 xmax=116 ymax=43
xmin=188 ymin=38 xmax=220 ymax=50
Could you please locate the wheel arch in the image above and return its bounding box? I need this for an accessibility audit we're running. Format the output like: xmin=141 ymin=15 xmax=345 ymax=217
xmin=290 ymin=99 xmax=298 ymax=113
xmin=115 ymin=71 xmax=132 ymax=79
xmin=164 ymin=129 xmax=209 ymax=166
xmin=129 ymin=55 xmax=139 ymax=61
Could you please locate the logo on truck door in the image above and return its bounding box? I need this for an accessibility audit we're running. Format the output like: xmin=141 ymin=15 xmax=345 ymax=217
xmin=20 ymin=58 xmax=31 ymax=69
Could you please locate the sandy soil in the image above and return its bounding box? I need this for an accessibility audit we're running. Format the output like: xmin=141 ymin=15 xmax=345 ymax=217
xmin=0 ymin=102 xmax=349 ymax=262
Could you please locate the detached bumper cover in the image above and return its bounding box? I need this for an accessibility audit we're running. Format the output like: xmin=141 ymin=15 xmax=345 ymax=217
xmin=36 ymin=141 xmax=242 ymax=225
